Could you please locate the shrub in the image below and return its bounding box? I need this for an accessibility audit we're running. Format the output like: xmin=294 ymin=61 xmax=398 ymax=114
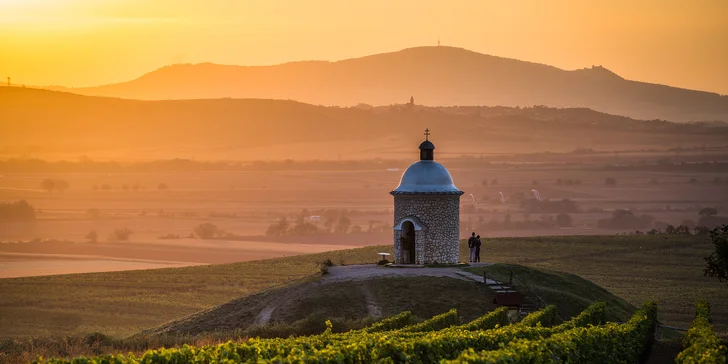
xmin=363 ymin=311 xmax=414 ymax=333
xmin=457 ymin=306 xmax=509 ymax=331
xmin=518 ymin=305 xmax=558 ymax=327
xmin=453 ymin=302 xmax=658 ymax=364
xmin=38 ymin=303 xmax=656 ymax=364
xmin=676 ymin=299 xmax=727 ymax=363
xmin=321 ymin=259 xmax=334 ymax=267
xmin=398 ymin=309 xmax=460 ymax=333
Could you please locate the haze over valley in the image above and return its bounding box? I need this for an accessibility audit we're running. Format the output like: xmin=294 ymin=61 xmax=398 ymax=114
xmin=2 ymin=2 xmax=728 ymax=362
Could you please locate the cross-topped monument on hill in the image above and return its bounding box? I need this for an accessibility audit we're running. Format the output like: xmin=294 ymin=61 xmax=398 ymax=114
xmin=391 ymin=129 xmax=463 ymax=264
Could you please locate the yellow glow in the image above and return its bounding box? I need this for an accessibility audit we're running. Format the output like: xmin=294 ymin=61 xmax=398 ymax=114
xmin=1 ymin=0 xmax=727 ymax=93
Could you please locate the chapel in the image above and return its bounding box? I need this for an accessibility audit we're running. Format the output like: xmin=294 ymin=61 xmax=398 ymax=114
xmin=391 ymin=130 xmax=463 ymax=264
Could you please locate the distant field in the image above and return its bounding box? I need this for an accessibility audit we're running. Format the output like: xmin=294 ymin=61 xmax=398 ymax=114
xmin=2 ymin=164 xmax=725 ymax=278
xmin=1 ymin=166 xmax=725 ymax=243
xmin=0 ymin=234 xmax=725 ymax=339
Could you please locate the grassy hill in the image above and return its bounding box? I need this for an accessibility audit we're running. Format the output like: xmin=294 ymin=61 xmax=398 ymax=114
xmin=47 ymin=46 xmax=728 ymax=122
xmin=1 ymin=234 xmax=725 ymax=341
xmin=144 ymin=276 xmax=497 ymax=336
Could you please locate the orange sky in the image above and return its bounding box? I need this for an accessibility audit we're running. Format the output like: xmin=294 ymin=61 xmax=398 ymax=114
xmin=1 ymin=0 xmax=727 ymax=94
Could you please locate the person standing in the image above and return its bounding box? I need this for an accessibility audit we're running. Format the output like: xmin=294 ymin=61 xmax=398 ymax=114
xmin=475 ymin=235 xmax=482 ymax=263
xmin=468 ymin=232 xmax=477 ymax=262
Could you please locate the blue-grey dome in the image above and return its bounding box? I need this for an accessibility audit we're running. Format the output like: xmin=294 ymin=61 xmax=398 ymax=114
xmin=391 ymin=160 xmax=463 ymax=195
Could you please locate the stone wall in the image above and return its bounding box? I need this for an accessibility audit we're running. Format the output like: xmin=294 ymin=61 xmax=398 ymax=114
xmin=393 ymin=194 xmax=460 ymax=264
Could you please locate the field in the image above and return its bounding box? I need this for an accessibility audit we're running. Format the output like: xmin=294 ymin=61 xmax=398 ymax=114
xmin=1 ymin=234 xmax=726 ymax=342
xmin=2 ymin=161 xmax=727 ymax=277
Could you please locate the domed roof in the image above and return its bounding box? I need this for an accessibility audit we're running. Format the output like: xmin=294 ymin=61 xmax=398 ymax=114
xmin=391 ymin=160 xmax=463 ymax=195
xmin=419 ymin=140 xmax=435 ymax=151
xmin=392 ymin=129 xmax=463 ymax=195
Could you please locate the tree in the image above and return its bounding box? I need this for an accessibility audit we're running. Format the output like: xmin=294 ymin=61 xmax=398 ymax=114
xmin=265 ymin=217 xmax=290 ymax=236
xmin=704 ymin=225 xmax=728 ymax=286
xmin=0 ymin=200 xmax=36 ymax=221
xmin=290 ymin=220 xmax=320 ymax=235
xmin=41 ymin=179 xmax=55 ymax=193
xmin=194 ymin=223 xmax=224 ymax=239
xmin=40 ymin=179 xmax=69 ymax=193
xmin=54 ymin=179 xmax=69 ymax=192
xmin=605 ymin=177 xmax=617 ymax=186
xmin=86 ymin=231 xmax=98 ymax=243
xmin=335 ymin=215 xmax=351 ymax=234
xmin=699 ymin=207 xmax=718 ymax=217
xmin=108 ymin=228 xmax=133 ymax=242
xmin=556 ymin=213 xmax=573 ymax=227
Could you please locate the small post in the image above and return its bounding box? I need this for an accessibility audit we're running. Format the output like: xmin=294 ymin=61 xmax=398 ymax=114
xmin=509 ymin=271 xmax=513 ymax=285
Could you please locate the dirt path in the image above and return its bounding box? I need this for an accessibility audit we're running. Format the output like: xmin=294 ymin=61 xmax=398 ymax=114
xmin=359 ymin=283 xmax=382 ymax=318
xmin=324 ymin=264 xmax=489 ymax=283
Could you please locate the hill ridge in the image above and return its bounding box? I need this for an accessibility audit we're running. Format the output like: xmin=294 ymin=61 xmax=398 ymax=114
xmin=42 ymin=46 xmax=728 ymax=122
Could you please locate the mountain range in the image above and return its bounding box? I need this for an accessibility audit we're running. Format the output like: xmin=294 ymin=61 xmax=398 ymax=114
xmin=48 ymin=46 xmax=728 ymax=123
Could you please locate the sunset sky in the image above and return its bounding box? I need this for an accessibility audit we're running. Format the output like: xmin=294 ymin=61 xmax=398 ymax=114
xmin=1 ymin=0 xmax=727 ymax=94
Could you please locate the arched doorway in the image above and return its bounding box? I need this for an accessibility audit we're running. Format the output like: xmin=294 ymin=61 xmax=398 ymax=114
xmin=400 ymin=221 xmax=416 ymax=264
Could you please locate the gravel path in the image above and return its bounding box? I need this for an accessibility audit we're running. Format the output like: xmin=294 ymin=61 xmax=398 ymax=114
xmin=324 ymin=264 xmax=489 ymax=283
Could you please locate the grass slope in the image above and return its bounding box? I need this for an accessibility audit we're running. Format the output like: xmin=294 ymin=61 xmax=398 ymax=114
xmin=1 ymin=234 xmax=726 ymax=339
xmin=0 ymin=245 xmax=392 ymax=338
xmin=465 ymin=263 xmax=635 ymax=323
xmin=148 ymin=276 xmax=495 ymax=336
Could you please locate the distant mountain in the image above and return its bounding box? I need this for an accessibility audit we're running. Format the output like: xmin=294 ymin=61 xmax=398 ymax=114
xmin=2 ymin=87 xmax=726 ymax=161
xmin=47 ymin=46 xmax=728 ymax=122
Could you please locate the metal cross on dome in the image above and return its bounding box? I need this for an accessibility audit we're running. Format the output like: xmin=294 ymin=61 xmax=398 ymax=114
xmin=424 ymin=128 xmax=430 ymax=140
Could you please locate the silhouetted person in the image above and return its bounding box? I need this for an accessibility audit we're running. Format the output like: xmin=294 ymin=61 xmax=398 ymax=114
xmin=468 ymin=232 xmax=476 ymax=262
xmin=475 ymin=235 xmax=482 ymax=262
